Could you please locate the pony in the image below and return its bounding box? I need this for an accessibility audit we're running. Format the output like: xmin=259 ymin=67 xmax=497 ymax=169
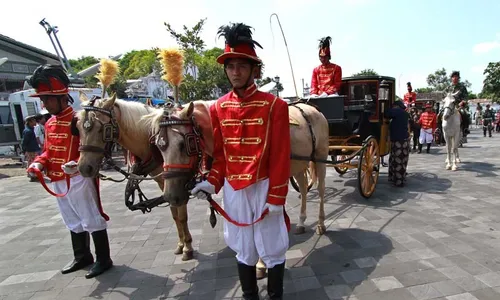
xmin=141 ymin=100 xmax=330 ymax=235
xmin=75 ymin=93 xmax=196 ymax=261
xmin=441 ymin=92 xmax=461 ymax=170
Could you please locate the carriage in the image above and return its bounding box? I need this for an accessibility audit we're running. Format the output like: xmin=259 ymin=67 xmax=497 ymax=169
xmin=289 ymin=75 xmax=396 ymax=198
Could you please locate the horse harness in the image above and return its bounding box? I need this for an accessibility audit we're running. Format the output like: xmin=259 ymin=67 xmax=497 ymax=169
xmin=78 ymin=96 xmax=166 ymax=213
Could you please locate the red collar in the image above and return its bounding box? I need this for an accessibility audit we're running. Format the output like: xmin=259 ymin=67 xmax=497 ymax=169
xmin=231 ymin=83 xmax=258 ymax=99
xmin=57 ymin=106 xmax=74 ymax=118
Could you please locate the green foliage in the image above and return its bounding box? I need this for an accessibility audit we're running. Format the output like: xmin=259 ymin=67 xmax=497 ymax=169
xmin=120 ymin=49 xmax=159 ymax=79
xmin=481 ymin=62 xmax=500 ymax=103
xmin=164 ymin=18 xmax=230 ymax=101
xmin=352 ymin=69 xmax=378 ymax=76
xmin=425 ymin=68 xmax=472 ymax=92
xmin=69 ymin=56 xmax=99 ymax=87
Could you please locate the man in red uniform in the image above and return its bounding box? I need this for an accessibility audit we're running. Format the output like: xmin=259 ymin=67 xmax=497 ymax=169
xmin=310 ymin=36 xmax=342 ymax=97
xmin=417 ymin=102 xmax=437 ymax=153
xmin=27 ymin=65 xmax=113 ymax=279
xmin=191 ymin=23 xmax=291 ymax=300
xmin=404 ymin=82 xmax=417 ymax=109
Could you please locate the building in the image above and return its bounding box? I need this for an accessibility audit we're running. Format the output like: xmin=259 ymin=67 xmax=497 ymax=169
xmin=0 ymin=34 xmax=59 ymax=100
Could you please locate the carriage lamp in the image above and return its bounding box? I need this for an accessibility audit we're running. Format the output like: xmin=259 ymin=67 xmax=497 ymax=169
xmin=379 ymin=80 xmax=389 ymax=112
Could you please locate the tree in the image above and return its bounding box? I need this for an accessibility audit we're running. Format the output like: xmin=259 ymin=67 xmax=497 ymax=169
xmin=352 ymin=69 xmax=378 ymax=76
xmin=68 ymin=56 xmax=99 ymax=87
xmin=415 ymin=87 xmax=435 ymax=93
xmin=426 ymin=68 xmax=472 ymax=92
xmin=481 ymin=62 xmax=500 ymax=102
xmin=163 ymin=18 xmax=230 ymax=101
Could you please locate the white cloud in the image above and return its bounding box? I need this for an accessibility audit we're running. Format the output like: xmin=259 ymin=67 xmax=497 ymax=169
xmin=473 ymin=41 xmax=500 ymax=54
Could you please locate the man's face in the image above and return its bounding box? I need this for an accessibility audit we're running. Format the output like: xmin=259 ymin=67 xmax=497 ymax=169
xmin=451 ymin=75 xmax=459 ymax=85
xmin=319 ymin=55 xmax=329 ymax=65
xmin=40 ymin=96 xmax=62 ymax=115
xmin=407 ymin=86 xmax=412 ymax=93
xmin=225 ymin=58 xmax=256 ymax=89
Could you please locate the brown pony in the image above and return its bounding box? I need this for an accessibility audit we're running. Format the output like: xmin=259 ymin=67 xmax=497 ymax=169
xmin=75 ymin=93 xmax=195 ymax=261
xmin=141 ymin=99 xmax=330 ymax=235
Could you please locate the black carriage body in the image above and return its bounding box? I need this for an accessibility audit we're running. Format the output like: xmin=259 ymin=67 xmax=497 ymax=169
xmin=307 ymin=75 xmax=395 ymax=157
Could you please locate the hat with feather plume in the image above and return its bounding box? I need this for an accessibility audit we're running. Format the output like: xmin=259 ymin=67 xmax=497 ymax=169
xmin=216 ymin=23 xmax=263 ymax=65
xmin=318 ymin=36 xmax=332 ymax=57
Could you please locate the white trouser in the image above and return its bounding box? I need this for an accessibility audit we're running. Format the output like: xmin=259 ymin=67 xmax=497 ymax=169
xmin=52 ymin=175 xmax=107 ymax=233
xmin=222 ymin=178 xmax=289 ymax=268
xmin=419 ymin=128 xmax=433 ymax=144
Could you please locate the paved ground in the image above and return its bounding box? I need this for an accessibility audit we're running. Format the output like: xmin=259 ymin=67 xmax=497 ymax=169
xmin=0 ymin=128 xmax=499 ymax=300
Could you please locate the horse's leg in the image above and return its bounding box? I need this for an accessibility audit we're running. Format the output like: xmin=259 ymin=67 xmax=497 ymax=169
xmin=294 ymin=170 xmax=308 ymax=235
xmin=316 ymin=162 xmax=327 ymax=235
xmin=445 ymin=135 xmax=452 ymax=170
xmin=455 ymin=132 xmax=461 ymax=164
xmin=177 ymin=204 xmax=194 ymax=261
xmin=170 ymin=206 xmax=185 ymax=255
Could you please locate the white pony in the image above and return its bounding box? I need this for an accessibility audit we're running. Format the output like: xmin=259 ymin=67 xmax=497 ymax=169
xmin=441 ymin=92 xmax=461 ymax=170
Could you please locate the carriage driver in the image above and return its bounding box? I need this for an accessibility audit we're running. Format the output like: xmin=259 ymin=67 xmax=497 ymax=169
xmin=310 ymin=36 xmax=342 ymax=97
xmin=417 ymin=102 xmax=437 ymax=153
xmin=191 ymin=23 xmax=291 ymax=300
xmin=26 ymin=65 xmax=113 ymax=279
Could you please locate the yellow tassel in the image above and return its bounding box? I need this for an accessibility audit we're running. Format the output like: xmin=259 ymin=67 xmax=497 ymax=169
xmin=157 ymin=48 xmax=184 ymax=87
xmin=95 ymin=59 xmax=120 ymax=89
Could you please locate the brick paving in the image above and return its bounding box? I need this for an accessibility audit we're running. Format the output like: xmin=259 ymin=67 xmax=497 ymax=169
xmin=0 ymin=129 xmax=499 ymax=299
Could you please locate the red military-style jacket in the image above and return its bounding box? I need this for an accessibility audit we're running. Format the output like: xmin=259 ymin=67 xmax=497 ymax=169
xmin=404 ymin=91 xmax=417 ymax=108
xmin=34 ymin=106 xmax=80 ymax=182
xmin=206 ymin=83 xmax=291 ymax=206
xmin=418 ymin=111 xmax=437 ymax=130
xmin=310 ymin=62 xmax=342 ymax=95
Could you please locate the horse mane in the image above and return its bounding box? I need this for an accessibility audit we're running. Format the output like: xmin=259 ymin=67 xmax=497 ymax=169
xmin=140 ymin=108 xmax=171 ymax=136
xmin=79 ymin=98 xmax=159 ymax=138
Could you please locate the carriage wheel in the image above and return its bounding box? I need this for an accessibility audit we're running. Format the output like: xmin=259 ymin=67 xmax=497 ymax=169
xmin=290 ymin=163 xmax=314 ymax=193
xmin=357 ymin=136 xmax=380 ymax=199
xmin=332 ymin=155 xmax=349 ymax=175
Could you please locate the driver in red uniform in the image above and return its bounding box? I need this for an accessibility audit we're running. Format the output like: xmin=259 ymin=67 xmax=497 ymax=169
xmin=27 ymin=65 xmax=113 ymax=279
xmin=310 ymin=36 xmax=342 ymax=97
xmin=404 ymin=82 xmax=417 ymax=109
xmin=191 ymin=23 xmax=291 ymax=300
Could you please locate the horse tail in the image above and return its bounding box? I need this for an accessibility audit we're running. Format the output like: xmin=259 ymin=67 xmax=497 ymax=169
xmin=309 ymin=161 xmax=318 ymax=188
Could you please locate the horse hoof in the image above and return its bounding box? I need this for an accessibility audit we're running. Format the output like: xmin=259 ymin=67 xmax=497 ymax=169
xmin=256 ymin=268 xmax=266 ymax=280
xmin=182 ymin=250 xmax=194 ymax=261
xmin=295 ymin=226 xmax=306 ymax=235
xmin=174 ymin=245 xmax=183 ymax=255
xmin=446 ymin=165 xmax=451 ymax=170
xmin=316 ymin=225 xmax=326 ymax=235
xmin=456 ymin=159 xmax=461 ymax=163
xmin=452 ymin=166 xmax=457 ymax=171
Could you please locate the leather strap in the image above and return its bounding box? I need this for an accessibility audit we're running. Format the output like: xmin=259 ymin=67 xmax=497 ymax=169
xmin=28 ymin=167 xmax=71 ymax=197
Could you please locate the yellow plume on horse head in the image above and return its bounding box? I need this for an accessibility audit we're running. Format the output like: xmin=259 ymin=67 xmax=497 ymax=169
xmin=95 ymin=58 xmax=120 ymax=99
xmin=157 ymin=48 xmax=184 ymax=104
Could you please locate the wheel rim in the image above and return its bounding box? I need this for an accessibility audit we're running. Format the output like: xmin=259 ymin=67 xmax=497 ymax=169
xmin=360 ymin=138 xmax=379 ymax=197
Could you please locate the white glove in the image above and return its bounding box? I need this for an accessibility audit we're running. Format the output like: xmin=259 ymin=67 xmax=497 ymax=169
xmin=61 ymin=161 xmax=78 ymax=175
xmin=191 ymin=180 xmax=215 ymax=200
xmin=332 ymin=92 xmax=339 ymax=96
xmin=28 ymin=162 xmax=43 ymax=178
xmin=319 ymin=92 xmax=328 ymax=98
xmin=265 ymin=203 xmax=283 ymax=216
xmin=309 ymin=94 xmax=318 ymax=98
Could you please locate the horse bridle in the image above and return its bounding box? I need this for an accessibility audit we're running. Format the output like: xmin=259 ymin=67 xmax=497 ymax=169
xmin=156 ymin=107 xmax=204 ymax=184
xmin=79 ymin=96 xmax=120 ymax=157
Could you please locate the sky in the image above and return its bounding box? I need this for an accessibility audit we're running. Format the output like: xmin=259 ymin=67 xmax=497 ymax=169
xmin=1 ymin=0 xmax=499 ymax=98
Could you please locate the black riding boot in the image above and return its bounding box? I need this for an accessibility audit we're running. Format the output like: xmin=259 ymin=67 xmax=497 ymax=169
xmin=237 ymin=263 xmax=259 ymax=300
xmin=85 ymin=229 xmax=113 ymax=279
xmin=61 ymin=231 xmax=94 ymax=274
xmin=267 ymin=262 xmax=285 ymax=299
xmin=418 ymin=143 xmax=422 ymax=154
xmin=426 ymin=143 xmax=431 ymax=153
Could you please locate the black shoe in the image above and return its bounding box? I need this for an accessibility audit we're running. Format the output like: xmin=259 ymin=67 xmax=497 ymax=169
xmin=85 ymin=230 xmax=113 ymax=279
xmin=237 ymin=263 xmax=259 ymax=300
xmin=267 ymin=262 xmax=285 ymax=300
xmin=61 ymin=231 xmax=94 ymax=274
